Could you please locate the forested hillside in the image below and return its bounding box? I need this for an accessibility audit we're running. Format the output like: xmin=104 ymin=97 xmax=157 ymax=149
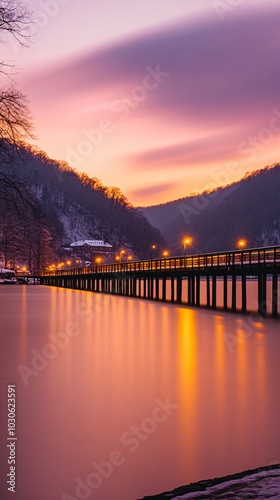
xmin=0 ymin=143 xmax=165 ymax=272
xmin=141 ymin=164 xmax=280 ymax=254
xmin=2 ymin=138 xmax=279 ymax=274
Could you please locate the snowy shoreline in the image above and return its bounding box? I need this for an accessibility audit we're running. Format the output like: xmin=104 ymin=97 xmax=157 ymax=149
xmin=139 ymin=464 xmax=280 ymax=499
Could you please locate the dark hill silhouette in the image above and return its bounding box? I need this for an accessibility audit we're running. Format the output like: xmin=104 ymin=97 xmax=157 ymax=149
xmin=140 ymin=164 xmax=280 ymax=254
xmin=0 ymin=143 xmax=165 ymax=270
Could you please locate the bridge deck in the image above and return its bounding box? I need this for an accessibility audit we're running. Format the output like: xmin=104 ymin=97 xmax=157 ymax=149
xmin=41 ymin=246 xmax=280 ymax=318
xmin=44 ymin=246 xmax=280 ymax=277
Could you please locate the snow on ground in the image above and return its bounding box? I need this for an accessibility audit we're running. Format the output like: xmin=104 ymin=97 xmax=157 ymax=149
xmin=140 ymin=465 xmax=280 ymax=500
xmin=173 ymin=469 xmax=280 ymax=499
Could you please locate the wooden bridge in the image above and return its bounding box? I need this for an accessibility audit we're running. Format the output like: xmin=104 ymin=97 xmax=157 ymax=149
xmin=42 ymin=246 xmax=280 ymax=318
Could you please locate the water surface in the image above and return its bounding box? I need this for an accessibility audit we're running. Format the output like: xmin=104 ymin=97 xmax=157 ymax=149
xmin=0 ymin=286 xmax=279 ymax=500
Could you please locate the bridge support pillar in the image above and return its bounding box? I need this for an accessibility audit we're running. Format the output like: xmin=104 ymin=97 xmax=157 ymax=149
xmin=195 ymin=276 xmax=200 ymax=306
xmin=187 ymin=276 xmax=195 ymax=305
xmin=162 ymin=278 xmax=167 ymax=301
xmin=187 ymin=276 xmax=192 ymax=304
xmin=212 ymin=275 xmax=217 ymax=309
xmin=223 ymin=275 xmax=228 ymax=310
xmin=155 ymin=278 xmax=159 ymax=300
xmin=232 ymin=275 xmax=237 ymax=312
xmin=191 ymin=277 xmax=195 ymax=305
xmin=125 ymin=278 xmax=129 ymax=296
xmin=132 ymin=278 xmax=135 ymax=296
xmin=242 ymin=275 xmax=247 ymax=313
xmin=272 ymin=273 xmax=278 ymax=318
xmin=206 ymin=276 xmax=210 ymax=308
xmin=258 ymin=273 xmax=267 ymax=316
xmin=171 ymin=278 xmax=175 ymax=303
xmin=148 ymin=278 xmax=153 ymax=300
xmin=176 ymin=276 xmax=182 ymax=304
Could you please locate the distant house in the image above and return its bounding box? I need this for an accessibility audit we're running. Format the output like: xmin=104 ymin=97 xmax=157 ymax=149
xmin=70 ymin=240 xmax=113 ymax=255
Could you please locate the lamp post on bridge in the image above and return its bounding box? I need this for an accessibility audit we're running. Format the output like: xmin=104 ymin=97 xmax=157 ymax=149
xmin=116 ymin=250 xmax=125 ymax=265
xmin=183 ymin=237 xmax=192 ymax=269
xmin=150 ymin=245 xmax=156 ymax=269
xmin=183 ymin=237 xmax=192 ymax=256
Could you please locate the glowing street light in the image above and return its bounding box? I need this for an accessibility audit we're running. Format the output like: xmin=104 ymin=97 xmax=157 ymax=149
xmin=183 ymin=237 xmax=193 ymax=256
xmin=115 ymin=250 xmax=130 ymax=263
xmin=162 ymin=250 xmax=169 ymax=257
xmin=237 ymin=239 xmax=247 ymax=249
xmin=151 ymin=244 xmax=156 ymax=261
xmin=96 ymin=257 xmax=102 ymax=264
xmin=119 ymin=250 xmax=126 ymax=263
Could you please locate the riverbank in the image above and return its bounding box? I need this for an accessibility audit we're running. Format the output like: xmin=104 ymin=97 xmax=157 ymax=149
xmin=139 ymin=464 xmax=280 ymax=499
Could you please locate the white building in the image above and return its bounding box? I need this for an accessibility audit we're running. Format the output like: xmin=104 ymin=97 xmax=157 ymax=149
xmin=70 ymin=240 xmax=113 ymax=254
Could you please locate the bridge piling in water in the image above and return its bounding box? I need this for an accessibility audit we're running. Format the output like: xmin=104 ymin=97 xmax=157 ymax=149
xmin=206 ymin=276 xmax=210 ymax=308
xmin=223 ymin=275 xmax=228 ymax=311
xmin=41 ymin=246 xmax=280 ymax=318
xmin=272 ymin=273 xmax=278 ymax=318
xmin=242 ymin=275 xmax=247 ymax=314
xmin=212 ymin=275 xmax=217 ymax=310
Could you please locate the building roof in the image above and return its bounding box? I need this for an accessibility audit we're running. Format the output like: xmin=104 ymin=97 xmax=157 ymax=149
xmin=70 ymin=240 xmax=113 ymax=248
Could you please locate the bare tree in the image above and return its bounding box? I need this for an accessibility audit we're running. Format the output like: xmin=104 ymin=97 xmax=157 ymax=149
xmin=0 ymin=0 xmax=31 ymax=40
xmin=0 ymin=87 xmax=32 ymax=148
xmin=0 ymin=0 xmax=34 ymax=221
xmin=0 ymin=0 xmax=33 ymax=148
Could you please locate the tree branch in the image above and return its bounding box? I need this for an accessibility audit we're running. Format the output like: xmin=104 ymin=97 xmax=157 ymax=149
xmin=0 ymin=0 xmax=33 ymax=44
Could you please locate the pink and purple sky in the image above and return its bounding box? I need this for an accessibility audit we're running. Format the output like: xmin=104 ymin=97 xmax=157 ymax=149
xmin=5 ymin=0 xmax=280 ymax=206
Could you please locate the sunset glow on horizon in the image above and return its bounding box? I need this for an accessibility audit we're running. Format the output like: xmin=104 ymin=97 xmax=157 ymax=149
xmin=5 ymin=0 xmax=280 ymax=206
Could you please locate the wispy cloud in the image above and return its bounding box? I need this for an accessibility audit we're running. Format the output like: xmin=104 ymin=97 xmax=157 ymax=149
xmin=128 ymin=181 xmax=178 ymax=203
xmin=22 ymin=2 xmax=280 ymax=204
xmin=26 ymin=5 xmax=280 ymax=127
xmin=124 ymin=132 xmax=249 ymax=171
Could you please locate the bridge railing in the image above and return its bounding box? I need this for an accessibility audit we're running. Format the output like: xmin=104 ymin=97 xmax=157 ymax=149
xmin=43 ymin=246 xmax=280 ymax=277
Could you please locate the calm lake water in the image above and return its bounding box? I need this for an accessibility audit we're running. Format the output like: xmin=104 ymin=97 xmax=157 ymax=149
xmin=0 ymin=285 xmax=280 ymax=500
